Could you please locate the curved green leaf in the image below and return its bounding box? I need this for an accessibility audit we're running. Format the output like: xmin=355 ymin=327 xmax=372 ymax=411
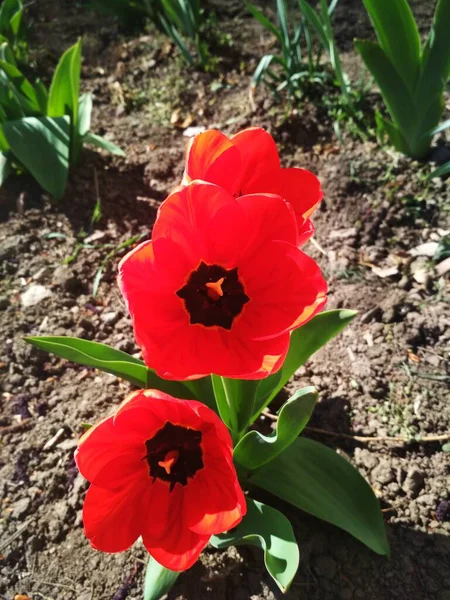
xmin=0 ymin=122 xmax=9 ymax=150
xmin=416 ymin=0 xmax=450 ymax=111
xmin=0 ymin=39 xmax=17 ymax=64
xmin=361 ymin=0 xmax=420 ymax=91
xmin=298 ymin=0 xmax=328 ymax=51
xmin=144 ymin=557 xmax=179 ymax=600
xmin=83 ymin=131 xmax=125 ymax=157
xmin=429 ymin=160 xmax=450 ymax=179
xmin=354 ymin=40 xmax=416 ymax=143
xmin=24 ymin=335 xmax=193 ymax=398
xmin=251 ymin=309 xmax=357 ymax=422
xmin=48 ymin=39 xmax=82 ymax=159
xmin=78 ymin=93 xmax=92 ymax=138
xmin=376 ymin=114 xmax=410 ymax=155
xmin=426 ymin=117 xmax=450 ymax=138
xmin=0 ymin=151 xmax=11 ymax=185
xmin=249 ymin=437 xmax=389 ymax=556
xmin=3 ymin=115 xmax=70 ymax=198
xmin=0 ymin=0 xmax=22 ymax=32
xmin=234 ymin=386 xmax=317 ymax=470
xmin=0 ymin=60 xmax=40 ymax=110
xmin=48 ymin=39 xmax=81 ymax=120
xmin=247 ymin=3 xmax=281 ymax=41
xmin=211 ymin=498 xmax=299 ymax=593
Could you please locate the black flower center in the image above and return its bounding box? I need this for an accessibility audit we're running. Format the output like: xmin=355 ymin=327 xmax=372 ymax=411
xmin=176 ymin=261 xmax=249 ymax=330
xmin=145 ymin=422 xmax=203 ymax=491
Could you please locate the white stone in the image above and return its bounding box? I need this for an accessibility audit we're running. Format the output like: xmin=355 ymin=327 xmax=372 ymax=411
xmin=20 ymin=284 xmax=53 ymax=308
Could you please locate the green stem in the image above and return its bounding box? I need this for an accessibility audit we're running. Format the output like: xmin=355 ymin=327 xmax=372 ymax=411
xmin=211 ymin=376 xmax=259 ymax=442
xmin=183 ymin=376 xmax=217 ymax=412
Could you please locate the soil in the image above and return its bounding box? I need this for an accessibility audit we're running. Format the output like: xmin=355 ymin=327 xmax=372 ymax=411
xmin=1 ymin=1 xmax=449 ymax=599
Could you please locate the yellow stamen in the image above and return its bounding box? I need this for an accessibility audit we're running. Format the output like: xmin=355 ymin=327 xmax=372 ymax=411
xmin=158 ymin=450 xmax=179 ymax=475
xmin=205 ymin=277 xmax=225 ymax=300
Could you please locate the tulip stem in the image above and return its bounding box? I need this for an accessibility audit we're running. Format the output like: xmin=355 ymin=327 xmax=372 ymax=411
xmin=211 ymin=376 xmax=259 ymax=443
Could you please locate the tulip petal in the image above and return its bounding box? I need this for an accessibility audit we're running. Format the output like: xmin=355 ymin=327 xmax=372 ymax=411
xmin=153 ymin=182 xmax=246 ymax=268
xmin=278 ymin=167 xmax=323 ymax=222
xmin=231 ymin=127 xmax=280 ymax=195
xmin=296 ymin=218 xmax=315 ymax=246
xmin=237 ymin=193 xmax=297 ymax=252
xmin=184 ymin=130 xmax=241 ymax=195
xmin=83 ymin=482 xmax=147 ymax=553
xmin=75 ymin=411 xmax=151 ymax=490
xmin=238 ymin=240 xmax=327 ymax=340
xmin=186 ymin=460 xmax=246 ymax=535
xmin=142 ymin=485 xmax=210 ymax=571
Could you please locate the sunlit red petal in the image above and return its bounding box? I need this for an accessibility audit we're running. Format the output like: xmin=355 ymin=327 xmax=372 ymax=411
xmin=142 ymin=484 xmax=210 ymax=571
xmin=296 ymin=218 xmax=315 ymax=246
xmin=153 ymin=183 xmax=246 ymax=269
xmin=278 ymin=167 xmax=323 ymax=223
xmin=83 ymin=482 xmax=147 ymax=553
xmin=237 ymin=193 xmax=297 ymax=252
xmin=75 ymin=409 xmax=151 ymax=491
xmin=186 ymin=459 xmax=246 ymax=535
xmin=236 ymin=240 xmax=327 ymax=340
xmin=208 ymin=330 xmax=291 ymax=380
xmin=231 ymin=128 xmax=280 ymax=194
xmin=184 ymin=130 xmax=241 ymax=195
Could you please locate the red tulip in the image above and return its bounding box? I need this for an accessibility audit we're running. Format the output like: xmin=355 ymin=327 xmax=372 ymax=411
xmin=118 ymin=181 xmax=327 ymax=380
xmin=183 ymin=127 xmax=323 ymax=245
xmin=75 ymin=389 xmax=246 ymax=571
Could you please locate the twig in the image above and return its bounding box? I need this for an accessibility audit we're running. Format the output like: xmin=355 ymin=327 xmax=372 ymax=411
xmin=29 ymin=580 xmax=78 ymax=593
xmin=0 ymin=519 xmax=33 ymax=552
xmin=310 ymin=236 xmax=328 ymax=257
xmin=0 ymin=419 xmax=32 ymax=435
xmin=261 ymin=409 xmax=450 ymax=444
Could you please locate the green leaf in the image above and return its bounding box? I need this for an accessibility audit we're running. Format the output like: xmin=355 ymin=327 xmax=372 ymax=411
xmin=0 ymin=39 xmax=17 ymax=64
xmin=0 ymin=0 xmax=22 ymax=32
xmin=0 ymin=151 xmax=11 ymax=185
xmin=361 ymin=0 xmax=421 ymax=91
xmin=34 ymin=79 xmax=48 ymax=114
xmin=249 ymin=437 xmax=389 ymax=556
xmin=252 ymin=54 xmax=276 ymax=87
xmin=234 ymin=387 xmax=317 ymax=470
xmin=251 ymin=309 xmax=357 ymax=422
xmin=78 ymin=92 xmax=92 ymax=138
xmin=48 ymin=39 xmax=81 ymax=119
xmin=429 ymin=161 xmax=450 ymax=180
xmin=3 ymin=115 xmax=70 ymax=199
xmin=298 ymin=0 xmax=329 ymax=52
xmin=247 ymin=3 xmax=281 ymax=41
xmin=9 ymin=7 xmax=22 ymax=37
xmin=211 ymin=498 xmax=299 ymax=593
xmin=83 ymin=131 xmax=125 ymax=156
xmin=0 ymin=65 xmax=36 ymax=116
xmin=425 ymin=117 xmax=450 ymax=138
xmin=144 ymin=556 xmax=179 ymax=600
xmin=24 ymin=335 xmax=194 ymax=399
xmin=416 ymin=0 xmax=450 ymax=112
xmin=0 ymin=122 xmax=9 ymax=151
xmin=276 ymin=0 xmax=290 ymax=53
xmin=47 ymin=39 xmax=82 ymax=159
xmin=375 ymin=113 xmax=410 ymax=155
xmin=354 ymin=40 xmax=417 ymax=147
xmin=0 ymin=60 xmax=40 ymax=111
xmin=182 ymin=376 xmax=217 ymax=412
xmin=212 ymin=376 xmax=258 ymax=436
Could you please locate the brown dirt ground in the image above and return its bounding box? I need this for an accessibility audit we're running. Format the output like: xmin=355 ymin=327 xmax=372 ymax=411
xmin=1 ymin=1 xmax=449 ymax=599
